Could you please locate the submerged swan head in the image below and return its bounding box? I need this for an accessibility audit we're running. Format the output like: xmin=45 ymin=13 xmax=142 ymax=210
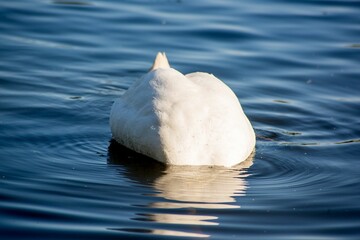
xmin=110 ymin=52 xmax=256 ymax=167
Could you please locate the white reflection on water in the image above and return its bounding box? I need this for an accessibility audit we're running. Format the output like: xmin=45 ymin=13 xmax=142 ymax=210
xmin=108 ymin=141 xmax=254 ymax=237
xmin=151 ymin=157 xmax=253 ymax=207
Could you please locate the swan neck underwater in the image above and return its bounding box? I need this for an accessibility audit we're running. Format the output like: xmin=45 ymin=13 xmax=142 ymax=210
xmin=110 ymin=52 xmax=256 ymax=167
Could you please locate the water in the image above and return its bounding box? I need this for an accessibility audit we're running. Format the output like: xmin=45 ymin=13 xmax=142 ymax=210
xmin=1 ymin=0 xmax=359 ymax=239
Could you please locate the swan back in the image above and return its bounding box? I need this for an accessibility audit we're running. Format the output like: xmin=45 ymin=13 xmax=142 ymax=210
xmin=110 ymin=53 xmax=255 ymax=167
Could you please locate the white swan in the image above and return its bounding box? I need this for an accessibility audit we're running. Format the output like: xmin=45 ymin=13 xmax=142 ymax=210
xmin=110 ymin=52 xmax=255 ymax=167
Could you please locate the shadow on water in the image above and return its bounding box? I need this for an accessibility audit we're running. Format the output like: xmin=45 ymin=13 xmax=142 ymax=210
xmin=107 ymin=139 xmax=254 ymax=238
xmin=107 ymin=139 xmax=167 ymax=184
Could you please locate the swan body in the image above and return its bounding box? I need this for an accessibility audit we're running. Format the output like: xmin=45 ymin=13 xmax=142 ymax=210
xmin=110 ymin=52 xmax=255 ymax=167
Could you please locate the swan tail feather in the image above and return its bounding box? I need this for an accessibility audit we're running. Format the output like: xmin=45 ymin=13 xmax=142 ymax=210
xmin=150 ymin=52 xmax=170 ymax=71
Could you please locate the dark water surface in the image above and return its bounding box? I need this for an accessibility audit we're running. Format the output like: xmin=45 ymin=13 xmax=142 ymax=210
xmin=1 ymin=0 xmax=360 ymax=239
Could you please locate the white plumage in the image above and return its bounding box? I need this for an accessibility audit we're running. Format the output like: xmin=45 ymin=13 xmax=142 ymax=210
xmin=110 ymin=52 xmax=255 ymax=167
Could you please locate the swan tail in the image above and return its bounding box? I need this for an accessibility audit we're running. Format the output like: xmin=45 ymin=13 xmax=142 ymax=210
xmin=150 ymin=52 xmax=170 ymax=71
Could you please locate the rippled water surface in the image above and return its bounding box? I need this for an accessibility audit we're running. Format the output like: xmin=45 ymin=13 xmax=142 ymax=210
xmin=1 ymin=0 xmax=360 ymax=239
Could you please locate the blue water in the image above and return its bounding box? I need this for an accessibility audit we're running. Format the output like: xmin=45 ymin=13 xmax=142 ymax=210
xmin=1 ymin=0 xmax=360 ymax=239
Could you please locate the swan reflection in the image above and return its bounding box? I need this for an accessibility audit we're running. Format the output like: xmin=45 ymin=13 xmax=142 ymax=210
xmin=152 ymin=165 xmax=251 ymax=208
xmin=108 ymin=140 xmax=254 ymax=238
